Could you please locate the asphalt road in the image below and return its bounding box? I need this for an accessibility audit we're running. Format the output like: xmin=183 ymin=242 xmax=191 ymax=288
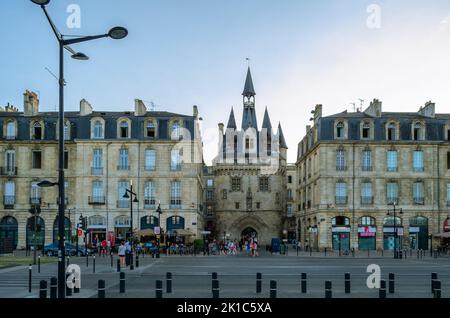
xmin=1 ymin=252 xmax=449 ymax=298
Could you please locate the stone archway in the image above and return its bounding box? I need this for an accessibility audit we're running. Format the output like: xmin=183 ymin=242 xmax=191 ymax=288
xmin=241 ymin=227 xmax=258 ymax=242
xmin=227 ymin=214 xmax=274 ymax=245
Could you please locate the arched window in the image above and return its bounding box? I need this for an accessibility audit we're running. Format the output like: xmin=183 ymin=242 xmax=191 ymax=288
xmin=6 ymin=121 xmax=16 ymax=139
xmin=336 ymin=122 xmax=345 ymax=139
xmin=332 ymin=216 xmax=350 ymax=226
xmin=361 ymin=121 xmax=371 ymax=139
xmin=387 ymin=122 xmax=397 ymax=141
xmin=119 ymin=121 xmax=129 ymax=138
xmin=146 ymin=120 xmax=156 ymax=138
xmin=52 ymin=216 xmax=71 ymax=244
xmin=383 ymin=216 xmax=402 ymax=226
xmin=26 ymin=216 xmax=45 ymax=248
xmin=166 ymin=216 xmax=185 ymax=231
xmin=0 ymin=216 xmax=18 ymax=249
xmin=171 ymin=121 xmax=181 ymax=140
xmin=32 ymin=121 xmax=42 ymax=140
xmin=93 ymin=120 xmax=104 ymax=139
xmin=413 ymin=122 xmax=424 ymax=140
xmin=141 ymin=215 xmax=159 ymax=230
xmin=359 ymin=216 xmax=376 ymax=226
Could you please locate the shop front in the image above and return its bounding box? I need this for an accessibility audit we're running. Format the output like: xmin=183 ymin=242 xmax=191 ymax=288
xmin=358 ymin=216 xmax=376 ymax=250
xmin=114 ymin=216 xmax=131 ymax=242
xmin=26 ymin=216 xmax=45 ymax=250
xmin=87 ymin=215 xmax=107 ymax=246
xmin=409 ymin=216 xmax=428 ymax=250
xmin=383 ymin=227 xmax=403 ymax=250
xmin=331 ymin=216 xmax=351 ymax=251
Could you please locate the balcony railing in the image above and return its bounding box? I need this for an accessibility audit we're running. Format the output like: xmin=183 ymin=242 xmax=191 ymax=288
xmin=91 ymin=167 xmax=103 ymax=175
xmin=30 ymin=197 xmax=42 ymax=205
xmin=413 ymin=197 xmax=425 ymax=205
xmin=88 ymin=196 xmax=105 ymax=205
xmin=5 ymin=135 xmax=16 ymax=140
xmin=170 ymin=199 xmax=181 ymax=209
xmin=335 ymin=196 xmax=348 ymax=205
xmin=1 ymin=167 xmax=18 ymax=176
xmin=117 ymin=200 xmax=130 ymax=208
xmin=3 ymin=195 xmax=15 ymax=208
xmin=144 ymin=199 xmax=156 ymax=209
xmin=145 ymin=165 xmax=156 ymax=171
xmin=117 ymin=165 xmax=130 ymax=171
xmin=387 ymin=197 xmax=398 ymax=205
xmin=413 ymin=167 xmax=424 ymax=172
xmin=361 ymin=196 xmax=374 ymax=205
xmin=286 ymin=196 xmax=294 ymax=202
xmin=361 ymin=166 xmax=373 ymax=172
xmin=336 ymin=165 xmax=347 ymax=171
xmin=387 ymin=166 xmax=398 ymax=172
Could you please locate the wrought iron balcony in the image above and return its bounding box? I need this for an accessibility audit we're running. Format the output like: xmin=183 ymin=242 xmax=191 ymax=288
xmin=413 ymin=197 xmax=424 ymax=205
xmin=144 ymin=199 xmax=156 ymax=209
xmin=336 ymin=165 xmax=347 ymax=171
xmin=30 ymin=197 xmax=42 ymax=205
xmin=1 ymin=167 xmax=18 ymax=176
xmin=335 ymin=196 xmax=348 ymax=205
xmin=361 ymin=165 xmax=373 ymax=172
xmin=387 ymin=197 xmax=398 ymax=205
xmin=117 ymin=200 xmax=130 ymax=208
xmin=91 ymin=167 xmax=103 ymax=175
xmin=361 ymin=196 xmax=374 ymax=205
xmin=117 ymin=165 xmax=130 ymax=171
xmin=3 ymin=195 xmax=15 ymax=209
xmin=88 ymin=196 xmax=105 ymax=205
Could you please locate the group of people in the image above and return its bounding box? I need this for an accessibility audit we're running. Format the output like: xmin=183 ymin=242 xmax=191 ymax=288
xmin=203 ymin=238 xmax=259 ymax=257
xmin=91 ymin=236 xmax=113 ymax=256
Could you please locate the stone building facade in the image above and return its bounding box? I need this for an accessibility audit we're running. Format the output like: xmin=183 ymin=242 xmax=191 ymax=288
xmin=209 ymin=68 xmax=289 ymax=245
xmin=296 ymin=100 xmax=450 ymax=251
xmin=0 ymin=91 xmax=204 ymax=250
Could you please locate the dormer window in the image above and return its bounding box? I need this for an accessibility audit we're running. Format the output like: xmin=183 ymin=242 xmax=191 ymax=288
xmin=93 ymin=120 xmax=104 ymax=139
xmin=63 ymin=122 xmax=70 ymax=140
xmin=336 ymin=122 xmax=344 ymax=139
xmin=171 ymin=121 xmax=181 ymax=140
xmin=6 ymin=121 xmax=16 ymax=140
xmin=32 ymin=122 xmax=42 ymax=140
xmin=387 ymin=122 xmax=397 ymax=141
xmin=146 ymin=121 xmax=156 ymax=138
xmin=362 ymin=122 xmax=370 ymax=139
xmin=119 ymin=121 xmax=129 ymax=138
xmin=413 ymin=122 xmax=424 ymax=141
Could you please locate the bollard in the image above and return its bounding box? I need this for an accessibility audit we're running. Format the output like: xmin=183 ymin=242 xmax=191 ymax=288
xmin=66 ymin=272 xmax=73 ymax=296
xmin=136 ymin=255 xmax=139 ymax=268
xmin=166 ymin=272 xmax=172 ymax=293
xmin=28 ymin=264 xmax=32 ymax=293
xmin=256 ymin=273 xmax=262 ymax=293
xmin=434 ymin=280 xmax=441 ymax=298
xmin=301 ymin=273 xmax=307 ymax=294
xmin=212 ymin=279 xmax=219 ymax=298
xmin=310 ymin=247 xmax=312 ymax=256
xmin=212 ymin=272 xmax=218 ymax=290
xmin=404 ymin=249 xmax=407 ymax=259
xmin=155 ymin=279 xmax=163 ymax=298
xmin=98 ymin=280 xmax=105 ymax=298
xmin=38 ymin=255 xmax=41 ymax=273
xmin=67 ymin=256 xmax=70 ymax=267
xmin=120 ymin=272 xmax=126 ymax=293
xmin=345 ymin=273 xmax=351 ymax=294
xmin=39 ymin=280 xmax=47 ymax=298
xmin=74 ymin=281 xmax=80 ymax=294
xmin=156 ymin=252 xmax=160 ymax=259
xmin=93 ymin=255 xmax=96 ymax=273
xmin=270 ymin=280 xmax=277 ymax=298
xmin=388 ymin=273 xmax=395 ymax=294
xmin=431 ymin=273 xmax=438 ymax=294
xmin=379 ymin=280 xmax=386 ymax=298
xmin=50 ymin=277 xmax=57 ymax=299
xmin=111 ymin=253 xmax=113 ymax=268
xmin=117 ymin=259 xmax=121 ymax=272
xmin=86 ymin=254 xmax=89 ymax=267
xmin=325 ymin=281 xmax=332 ymax=299
xmin=324 ymin=248 xmax=327 ymax=257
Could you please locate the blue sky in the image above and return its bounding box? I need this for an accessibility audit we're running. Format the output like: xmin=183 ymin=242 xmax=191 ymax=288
xmin=2 ymin=0 xmax=450 ymax=163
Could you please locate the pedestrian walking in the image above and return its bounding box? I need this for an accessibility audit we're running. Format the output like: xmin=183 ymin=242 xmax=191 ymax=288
xmin=118 ymin=241 xmax=126 ymax=267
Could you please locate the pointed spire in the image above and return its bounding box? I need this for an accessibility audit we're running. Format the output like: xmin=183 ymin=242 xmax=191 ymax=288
xmin=226 ymin=107 xmax=237 ymax=129
xmin=242 ymin=67 xmax=256 ymax=97
xmin=278 ymin=122 xmax=288 ymax=149
xmin=262 ymin=107 xmax=272 ymax=130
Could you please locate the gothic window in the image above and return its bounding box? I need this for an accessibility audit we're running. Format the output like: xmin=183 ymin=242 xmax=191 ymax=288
xmin=231 ymin=177 xmax=241 ymax=192
xmin=259 ymin=177 xmax=269 ymax=191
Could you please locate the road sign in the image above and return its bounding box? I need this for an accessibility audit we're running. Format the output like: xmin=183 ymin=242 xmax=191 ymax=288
xmin=154 ymin=227 xmax=161 ymax=235
xmin=77 ymin=229 xmax=83 ymax=237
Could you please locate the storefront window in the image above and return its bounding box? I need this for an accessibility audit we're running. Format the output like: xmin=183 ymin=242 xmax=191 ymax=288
xmin=332 ymin=216 xmax=350 ymax=251
xmin=358 ymin=216 xmax=376 ymax=250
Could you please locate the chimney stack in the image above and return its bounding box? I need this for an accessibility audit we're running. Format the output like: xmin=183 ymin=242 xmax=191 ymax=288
xmin=80 ymin=99 xmax=93 ymax=116
xmin=23 ymin=90 xmax=39 ymax=116
xmin=134 ymin=99 xmax=147 ymax=116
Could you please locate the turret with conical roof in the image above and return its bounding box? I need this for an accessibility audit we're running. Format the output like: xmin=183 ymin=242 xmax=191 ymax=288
xmin=262 ymin=107 xmax=272 ymax=132
xmin=278 ymin=122 xmax=288 ymax=149
xmin=241 ymin=67 xmax=258 ymax=131
xmin=227 ymin=107 xmax=237 ymax=129
xmin=242 ymin=67 xmax=256 ymax=97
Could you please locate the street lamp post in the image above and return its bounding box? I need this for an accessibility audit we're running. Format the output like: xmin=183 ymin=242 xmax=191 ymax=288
xmin=123 ymin=181 xmax=138 ymax=267
xmin=387 ymin=202 xmax=403 ymax=259
xmin=156 ymin=203 xmax=162 ymax=254
xmin=31 ymin=0 xmax=127 ymax=298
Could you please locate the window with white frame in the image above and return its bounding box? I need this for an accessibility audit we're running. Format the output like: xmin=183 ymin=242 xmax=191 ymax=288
xmin=287 ymin=204 xmax=293 ymax=217
xmin=336 ymin=122 xmax=345 ymax=139
xmin=387 ymin=122 xmax=397 ymax=140
xmin=145 ymin=149 xmax=156 ymax=171
xmin=118 ymin=148 xmax=129 ymax=170
xmin=92 ymin=181 xmax=104 ymax=202
xmin=119 ymin=121 xmax=129 ymax=138
xmin=171 ymin=121 xmax=181 ymax=140
xmin=413 ymin=181 xmax=424 ymax=204
xmin=387 ymin=150 xmax=397 ymax=172
xmin=93 ymin=121 xmax=104 ymax=139
xmin=362 ymin=122 xmax=371 ymax=139
xmin=63 ymin=122 xmax=70 ymax=140
xmin=362 ymin=149 xmax=372 ymax=171
xmin=118 ymin=181 xmax=130 ymax=208
xmin=144 ymin=181 xmax=156 ymax=207
xmin=170 ymin=148 xmax=182 ymax=171
xmin=6 ymin=121 xmax=16 ymax=139
xmin=336 ymin=148 xmax=346 ymax=171
xmin=146 ymin=121 xmax=156 ymax=138
xmin=30 ymin=182 xmax=41 ymax=203
xmin=413 ymin=122 xmax=424 ymax=141
xmin=413 ymin=150 xmax=424 ymax=172
xmin=4 ymin=181 xmax=15 ymax=205
xmin=170 ymin=181 xmax=181 ymax=207
xmin=387 ymin=182 xmax=398 ymax=204
xmin=335 ymin=182 xmax=347 ymax=204
xmin=361 ymin=182 xmax=373 ymax=204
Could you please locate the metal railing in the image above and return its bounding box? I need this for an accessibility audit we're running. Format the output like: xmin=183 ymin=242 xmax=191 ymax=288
xmin=88 ymin=196 xmax=106 ymax=205
xmin=144 ymin=199 xmax=156 ymax=209
xmin=336 ymin=165 xmax=347 ymax=171
xmin=117 ymin=165 xmax=130 ymax=171
xmin=3 ymin=195 xmax=15 ymax=208
xmin=91 ymin=167 xmax=103 ymax=175
xmin=117 ymin=200 xmax=130 ymax=208
xmin=413 ymin=197 xmax=425 ymax=205
xmin=1 ymin=167 xmax=18 ymax=176
xmin=361 ymin=196 xmax=374 ymax=205
xmin=335 ymin=196 xmax=348 ymax=205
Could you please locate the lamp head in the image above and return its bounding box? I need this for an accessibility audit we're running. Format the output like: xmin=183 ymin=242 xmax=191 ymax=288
xmin=123 ymin=192 xmax=130 ymax=199
xmin=108 ymin=26 xmax=128 ymax=40
xmin=71 ymin=52 xmax=89 ymax=61
xmin=30 ymin=0 xmax=50 ymax=5
xmin=133 ymin=197 xmax=139 ymax=203
xmin=37 ymin=180 xmax=57 ymax=188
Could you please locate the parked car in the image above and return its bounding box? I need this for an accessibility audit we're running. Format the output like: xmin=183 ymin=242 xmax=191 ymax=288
xmin=43 ymin=242 xmax=92 ymax=257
